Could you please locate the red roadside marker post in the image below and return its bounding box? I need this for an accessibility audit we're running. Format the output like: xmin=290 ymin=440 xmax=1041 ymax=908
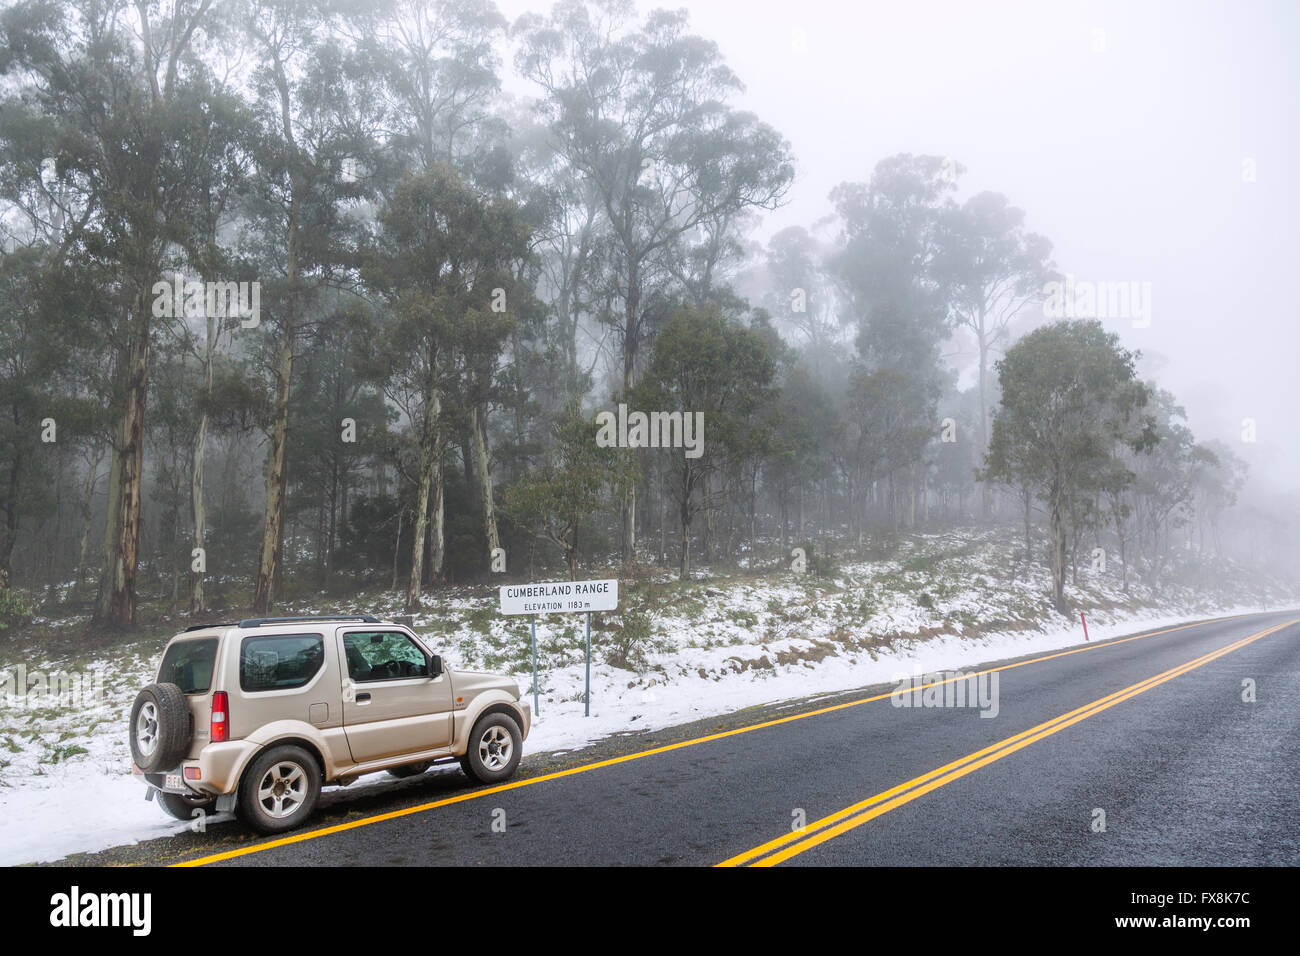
xmin=1081 ymin=612 xmax=1090 ymax=641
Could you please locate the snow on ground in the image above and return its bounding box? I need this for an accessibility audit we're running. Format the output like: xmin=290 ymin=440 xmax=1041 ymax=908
xmin=1 ymin=528 xmax=1295 ymax=864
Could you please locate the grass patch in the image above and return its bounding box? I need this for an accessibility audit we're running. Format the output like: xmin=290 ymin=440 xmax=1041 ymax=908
xmin=42 ymin=743 xmax=89 ymax=764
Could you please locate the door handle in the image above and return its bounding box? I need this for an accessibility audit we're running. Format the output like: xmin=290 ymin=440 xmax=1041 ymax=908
xmin=355 ymin=692 xmax=371 ymax=703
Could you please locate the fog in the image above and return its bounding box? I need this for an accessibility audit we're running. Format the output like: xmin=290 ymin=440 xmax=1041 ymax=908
xmin=1 ymin=0 xmax=1293 ymax=623
xmin=496 ymin=0 xmax=1300 ymax=494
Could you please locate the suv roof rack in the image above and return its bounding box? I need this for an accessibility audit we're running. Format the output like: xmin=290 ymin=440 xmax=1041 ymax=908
xmin=184 ymin=622 xmax=235 ymax=632
xmin=237 ymin=615 xmax=384 ymax=628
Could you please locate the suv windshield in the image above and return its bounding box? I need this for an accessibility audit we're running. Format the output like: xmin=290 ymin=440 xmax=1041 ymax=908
xmin=158 ymin=638 xmax=219 ymax=694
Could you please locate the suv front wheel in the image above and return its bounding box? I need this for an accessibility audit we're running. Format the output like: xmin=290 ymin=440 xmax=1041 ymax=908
xmin=460 ymin=712 xmax=523 ymax=784
xmin=238 ymin=745 xmax=322 ymax=834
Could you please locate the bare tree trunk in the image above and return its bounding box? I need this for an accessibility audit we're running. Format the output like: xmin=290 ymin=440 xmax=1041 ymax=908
xmin=748 ymin=469 xmax=758 ymax=553
xmin=325 ymin=453 xmax=338 ymax=580
xmin=96 ymin=442 xmax=123 ymax=613
xmin=566 ymin=524 xmax=579 ymax=581
xmin=97 ymin=300 xmax=150 ymax=628
xmin=678 ymin=459 xmax=693 ymax=581
xmin=407 ymin=372 xmax=442 ymax=612
xmin=621 ymin=275 xmax=638 ymax=563
xmin=407 ymin=465 xmax=432 ymax=613
xmin=391 ymin=507 xmax=403 ymax=593
xmin=470 ymin=403 xmax=499 ymax=564
xmin=252 ymin=52 xmax=304 ymax=615
xmin=75 ymin=447 xmax=103 ymax=594
xmin=189 ymin=312 xmax=215 ymax=614
xmin=977 ymin=325 xmax=993 ymax=522
xmin=701 ymin=471 xmax=713 ymax=562
xmin=253 ymin=308 xmax=293 ymax=614
xmin=430 ymin=460 xmax=444 ymax=579
xmin=657 ymin=463 xmax=667 ymax=564
xmin=907 ymin=468 xmax=917 ymax=529
xmin=1050 ymin=486 xmax=1067 ymax=609
xmin=1 ymin=451 xmax=23 ymax=590
xmin=622 ymin=483 xmax=637 ymax=563
xmin=679 ymin=509 xmax=691 ymax=581
xmin=779 ymin=483 xmax=789 ymax=551
xmin=189 ymin=413 xmax=209 ymax=614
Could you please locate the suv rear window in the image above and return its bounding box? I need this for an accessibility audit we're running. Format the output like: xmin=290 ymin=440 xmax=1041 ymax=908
xmin=158 ymin=638 xmax=219 ymax=694
xmin=240 ymin=633 xmax=325 ymax=692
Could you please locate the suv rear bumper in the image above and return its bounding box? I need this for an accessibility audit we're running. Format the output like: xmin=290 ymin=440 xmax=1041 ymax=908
xmin=134 ymin=740 xmax=255 ymax=797
xmin=134 ymin=765 xmax=199 ymax=796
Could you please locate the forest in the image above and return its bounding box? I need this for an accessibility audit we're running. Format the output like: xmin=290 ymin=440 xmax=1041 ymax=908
xmin=0 ymin=0 xmax=1278 ymax=636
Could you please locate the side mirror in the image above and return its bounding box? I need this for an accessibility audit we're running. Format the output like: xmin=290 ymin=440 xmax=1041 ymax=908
xmin=430 ymin=654 xmax=442 ymax=678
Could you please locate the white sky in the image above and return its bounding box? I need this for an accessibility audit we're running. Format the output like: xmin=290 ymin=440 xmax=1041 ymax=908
xmin=495 ymin=0 xmax=1300 ymax=493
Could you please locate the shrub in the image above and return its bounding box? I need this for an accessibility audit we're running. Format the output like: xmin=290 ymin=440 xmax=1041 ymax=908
xmin=606 ymin=606 xmax=657 ymax=670
xmin=798 ymin=541 xmax=839 ymax=580
xmin=0 ymin=588 xmax=35 ymax=633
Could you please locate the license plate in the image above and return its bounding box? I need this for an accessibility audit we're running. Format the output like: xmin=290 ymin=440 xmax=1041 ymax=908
xmin=165 ymin=773 xmax=184 ymax=790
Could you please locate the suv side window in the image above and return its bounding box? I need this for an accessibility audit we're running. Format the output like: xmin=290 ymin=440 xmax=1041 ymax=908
xmin=240 ymin=633 xmax=325 ymax=692
xmin=343 ymin=631 xmax=429 ymax=683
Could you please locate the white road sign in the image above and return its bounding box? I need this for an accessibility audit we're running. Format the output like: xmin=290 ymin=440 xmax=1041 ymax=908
xmin=499 ymin=579 xmax=619 ymax=615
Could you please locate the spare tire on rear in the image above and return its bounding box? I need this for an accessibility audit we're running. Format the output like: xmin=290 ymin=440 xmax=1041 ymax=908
xmin=129 ymin=682 xmax=192 ymax=773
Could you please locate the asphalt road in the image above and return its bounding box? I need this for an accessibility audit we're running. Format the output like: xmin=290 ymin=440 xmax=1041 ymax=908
xmin=61 ymin=609 xmax=1300 ymax=867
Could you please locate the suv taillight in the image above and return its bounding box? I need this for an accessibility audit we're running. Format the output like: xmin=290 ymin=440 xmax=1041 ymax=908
xmin=211 ymin=691 xmax=229 ymax=742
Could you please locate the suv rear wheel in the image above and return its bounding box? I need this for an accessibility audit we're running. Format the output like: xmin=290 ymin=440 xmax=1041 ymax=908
xmin=157 ymin=790 xmax=217 ymax=821
xmin=461 ymin=712 xmax=522 ymax=784
xmin=238 ymin=745 xmax=322 ymax=834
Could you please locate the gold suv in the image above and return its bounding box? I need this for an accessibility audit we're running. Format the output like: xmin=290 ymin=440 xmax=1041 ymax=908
xmin=129 ymin=615 xmax=531 ymax=833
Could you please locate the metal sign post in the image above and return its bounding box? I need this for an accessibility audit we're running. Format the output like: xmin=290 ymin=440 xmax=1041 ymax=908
xmin=499 ymin=579 xmax=618 ymax=719
xmin=530 ymin=614 xmax=539 ymax=716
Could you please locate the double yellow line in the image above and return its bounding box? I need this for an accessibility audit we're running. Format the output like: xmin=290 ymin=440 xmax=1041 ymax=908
xmin=718 ymin=618 xmax=1296 ymax=867
xmin=173 ymin=612 xmax=1257 ymax=866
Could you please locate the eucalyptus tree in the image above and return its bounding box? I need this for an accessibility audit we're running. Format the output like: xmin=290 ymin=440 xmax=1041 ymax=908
xmin=762 ymin=226 xmax=840 ymax=354
xmin=1190 ymin=439 xmax=1245 ymax=558
xmin=511 ymin=109 xmax=609 ymax=406
xmin=168 ymin=54 xmax=258 ymax=614
xmin=1125 ymin=389 xmax=1200 ymax=579
xmin=1 ymin=0 xmax=229 ymax=626
xmin=829 ymin=154 xmax=959 ymax=533
xmin=515 ymin=0 xmax=794 ymax=559
xmin=502 ymin=405 xmax=633 ymax=579
xmin=938 ymin=191 xmax=1057 ymax=518
xmin=285 ymin=304 xmax=392 ymax=582
xmin=983 ymin=320 xmax=1155 ymax=609
xmin=238 ymin=0 xmax=378 ymax=612
xmin=0 ymin=248 xmax=103 ymax=588
xmin=829 ymin=154 xmax=958 ymax=327
xmin=846 ymin=301 xmax=948 ymax=539
xmin=365 ymin=0 xmax=507 ymax=171
xmin=351 ymin=0 xmax=510 ymax=588
xmin=363 ymin=165 xmax=532 ymax=611
xmin=632 ymin=305 xmax=776 ymax=580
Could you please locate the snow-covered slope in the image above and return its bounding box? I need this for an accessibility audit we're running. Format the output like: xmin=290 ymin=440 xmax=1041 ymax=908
xmin=1 ymin=528 xmax=1294 ymax=864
